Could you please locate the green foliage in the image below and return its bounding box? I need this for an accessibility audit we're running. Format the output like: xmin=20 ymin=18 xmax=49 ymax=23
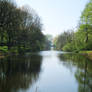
xmin=0 ymin=46 xmax=8 ymax=52
xmin=0 ymin=0 xmax=46 ymax=53
xmin=62 ymin=43 xmax=74 ymax=52
xmin=54 ymin=0 xmax=92 ymax=52
xmin=54 ymin=30 xmax=74 ymax=51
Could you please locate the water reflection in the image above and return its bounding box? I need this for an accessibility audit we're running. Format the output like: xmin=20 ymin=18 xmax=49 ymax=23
xmin=59 ymin=53 xmax=92 ymax=92
xmin=0 ymin=53 xmax=42 ymax=92
xmin=0 ymin=51 xmax=92 ymax=92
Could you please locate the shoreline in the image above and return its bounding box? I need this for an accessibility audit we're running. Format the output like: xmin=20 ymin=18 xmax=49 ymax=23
xmin=1 ymin=50 xmax=92 ymax=60
xmin=79 ymin=51 xmax=92 ymax=60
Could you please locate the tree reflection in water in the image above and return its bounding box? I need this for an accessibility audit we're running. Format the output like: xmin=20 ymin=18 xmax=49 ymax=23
xmin=0 ymin=53 xmax=42 ymax=92
xmin=59 ymin=53 xmax=92 ymax=92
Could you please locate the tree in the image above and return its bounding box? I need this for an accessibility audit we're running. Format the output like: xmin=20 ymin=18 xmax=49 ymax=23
xmin=0 ymin=0 xmax=46 ymax=53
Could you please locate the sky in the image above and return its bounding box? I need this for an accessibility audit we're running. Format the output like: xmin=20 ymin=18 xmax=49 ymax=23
xmin=15 ymin=0 xmax=88 ymax=37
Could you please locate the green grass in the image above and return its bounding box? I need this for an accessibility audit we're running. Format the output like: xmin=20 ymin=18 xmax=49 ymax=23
xmin=79 ymin=51 xmax=92 ymax=54
xmin=0 ymin=46 xmax=8 ymax=53
xmin=0 ymin=46 xmax=31 ymax=54
xmin=80 ymin=51 xmax=92 ymax=60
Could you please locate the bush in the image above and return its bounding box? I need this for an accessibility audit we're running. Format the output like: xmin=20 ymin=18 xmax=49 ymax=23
xmin=62 ymin=43 xmax=76 ymax=52
xmin=0 ymin=46 xmax=8 ymax=53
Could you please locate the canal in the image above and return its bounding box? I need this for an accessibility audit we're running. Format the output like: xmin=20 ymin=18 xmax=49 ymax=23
xmin=0 ymin=51 xmax=92 ymax=92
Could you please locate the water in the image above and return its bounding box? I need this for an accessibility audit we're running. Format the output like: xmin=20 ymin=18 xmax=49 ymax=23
xmin=0 ymin=51 xmax=92 ymax=92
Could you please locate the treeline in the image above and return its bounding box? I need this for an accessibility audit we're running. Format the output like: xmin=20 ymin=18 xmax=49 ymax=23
xmin=54 ymin=0 xmax=92 ymax=52
xmin=0 ymin=0 xmax=46 ymax=53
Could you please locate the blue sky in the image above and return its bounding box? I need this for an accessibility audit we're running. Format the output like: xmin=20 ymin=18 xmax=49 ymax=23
xmin=16 ymin=0 xmax=88 ymax=37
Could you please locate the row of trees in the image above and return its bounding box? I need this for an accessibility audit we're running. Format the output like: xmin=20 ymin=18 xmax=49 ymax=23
xmin=54 ymin=30 xmax=74 ymax=50
xmin=54 ymin=0 xmax=92 ymax=52
xmin=0 ymin=0 xmax=46 ymax=53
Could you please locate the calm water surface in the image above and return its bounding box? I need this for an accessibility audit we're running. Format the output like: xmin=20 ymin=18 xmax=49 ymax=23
xmin=0 ymin=51 xmax=92 ymax=92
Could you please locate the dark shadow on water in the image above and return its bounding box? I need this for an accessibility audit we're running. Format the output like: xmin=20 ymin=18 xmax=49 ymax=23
xmin=0 ymin=53 xmax=42 ymax=92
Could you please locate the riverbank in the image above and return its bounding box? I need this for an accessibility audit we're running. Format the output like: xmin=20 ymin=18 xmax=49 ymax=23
xmin=0 ymin=51 xmax=5 ymax=59
xmin=0 ymin=46 xmax=18 ymax=58
xmin=79 ymin=51 xmax=92 ymax=60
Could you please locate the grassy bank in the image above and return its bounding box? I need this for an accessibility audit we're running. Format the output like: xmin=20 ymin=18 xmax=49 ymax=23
xmin=79 ymin=51 xmax=92 ymax=60
xmin=0 ymin=46 xmax=8 ymax=53
xmin=0 ymin=46 xmax=9 ymax=58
